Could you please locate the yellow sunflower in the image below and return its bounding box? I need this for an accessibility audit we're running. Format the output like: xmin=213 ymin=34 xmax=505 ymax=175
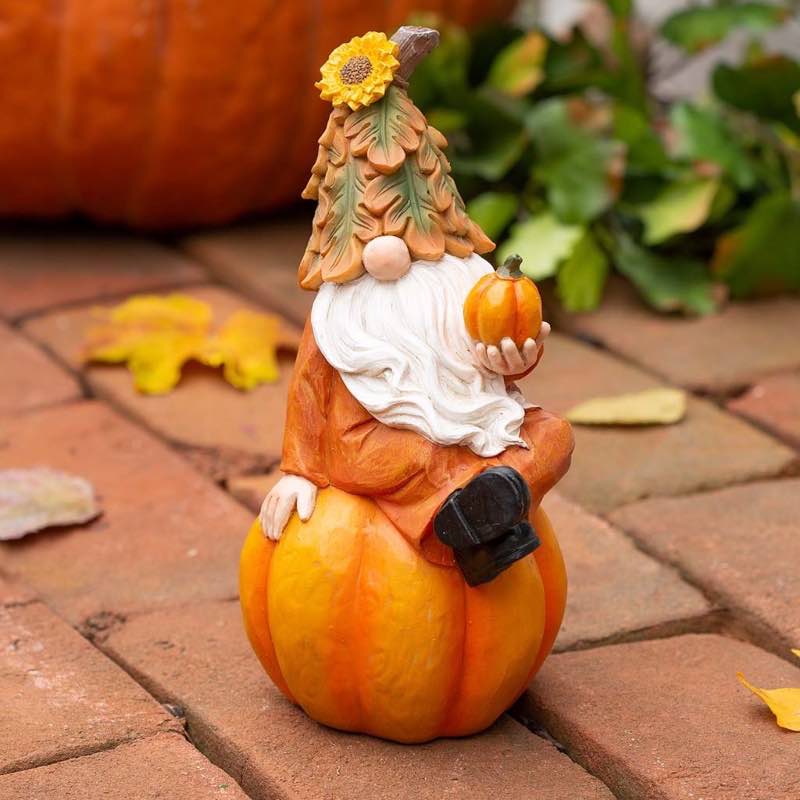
xmin=316 ymin=32 xmax=400 ymax=111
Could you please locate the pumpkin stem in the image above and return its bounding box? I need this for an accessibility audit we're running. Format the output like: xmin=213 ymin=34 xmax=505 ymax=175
xmin=497 ymin=253 xmax=525 ymax=280
xmin=391 ymin=26 xmax=440 ymax=86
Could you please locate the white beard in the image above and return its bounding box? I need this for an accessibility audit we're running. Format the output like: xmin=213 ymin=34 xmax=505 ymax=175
xmin=310 ymin=252 xmax=531 ymax=457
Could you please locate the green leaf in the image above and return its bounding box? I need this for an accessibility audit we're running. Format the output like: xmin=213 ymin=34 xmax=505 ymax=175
xmin=612 ymin=232 xmax=718 ymax=315
xmin=486 ymin=32 xmax=548 ymax=97
xmin=527 ymin=99 xmax=623 ymax=223
xmin=670 ymin=102 xmax=757 ymax=189
xmin=426 ymin=108 xmax=467 ymax=135
xmin=637 ymin=178 xmax=720 ymax=244
xmin=407 ymin=17 xmax=471 ymax=107
xmin=713 ymin=55 xmax=800 ymax=133
xmin=451 ymin=128 xmax=528 ymax=182
xmin=497 ymin=212 xmax=584 ymax=280
xmin=466 ymin=192 xmax=519 ymax=240
xmin=713 ymin=192 xmax=800 ymax=297
xmin=449 ymin=90 xmax=530 ymax=182
xmin=613 ymin=104 xmax=669 ymax=173
xmin=557 ymin=231 xmax=610 ymax=311
xmin=661 ymin=3 xmax=789 ymax=53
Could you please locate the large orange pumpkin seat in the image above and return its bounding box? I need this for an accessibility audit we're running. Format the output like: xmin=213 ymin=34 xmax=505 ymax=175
xmin=240 ymin=490 xmax=566 ymax=743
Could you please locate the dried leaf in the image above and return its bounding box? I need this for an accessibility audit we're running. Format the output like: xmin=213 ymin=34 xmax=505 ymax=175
xmin=199 ymin=310 xmax=281 ymax=391
xmin=0 ymin=468 xmax=100 ymax=540
xmin=84 ymin=294 xmax=287 ymax=394
xmin=737 ymin=669 xmax=800 ymax=732
xmin=566 ymin=388 xmax=687 ymax=426
xmin=84 ymin=294 xmax=212 ymax=394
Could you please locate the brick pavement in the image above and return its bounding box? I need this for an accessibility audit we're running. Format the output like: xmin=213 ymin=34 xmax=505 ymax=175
xmin=23 ymin=285 xmax=302 ymax=481
xmin=1 ymin=219 xmax=798 ymax=798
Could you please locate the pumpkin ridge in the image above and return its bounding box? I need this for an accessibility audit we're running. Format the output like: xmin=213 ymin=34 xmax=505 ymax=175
xmin=263 ymin=536 xmax=294 ymax=699
xmin=347 ymin=518 xmax=369 ymax=734
xmin=438 ymin=570 xmax=470 ymax=735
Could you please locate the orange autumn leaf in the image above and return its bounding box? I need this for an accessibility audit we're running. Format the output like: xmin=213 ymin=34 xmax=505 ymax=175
xmin=84 ymin=294 xmax=286 ymax=394
xmin=737 ymin=650 xmax=800 ymax=732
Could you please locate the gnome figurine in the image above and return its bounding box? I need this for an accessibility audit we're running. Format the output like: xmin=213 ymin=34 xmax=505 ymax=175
xmin=240 ymin=26 xmax=574 ymax=744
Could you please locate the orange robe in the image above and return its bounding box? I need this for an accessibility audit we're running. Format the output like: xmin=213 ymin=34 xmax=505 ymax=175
xmin=281 ymin=321 xmax=574 ymax=566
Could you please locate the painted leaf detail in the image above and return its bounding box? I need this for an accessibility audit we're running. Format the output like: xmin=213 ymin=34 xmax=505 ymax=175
xmin=737 ymin=655 xmax=800 ymax=732
xmin=0 ymin=468 xmax=100 ymax=540
xmin=319 ymin=154 xmax=380 ymax=282
xmin=365 ymin=155 xmax=444 ymax=260
xmin=298 ymin=92 xmax=494 ymax=285
xmin=345 ymin=85 xmax=426 ymax=174
xmin=565 ymin=388 xmax=687 ymax=426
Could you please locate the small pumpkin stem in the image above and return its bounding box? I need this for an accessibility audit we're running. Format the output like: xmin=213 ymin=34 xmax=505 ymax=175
xmin=497 ymin=253 xmax=524 ymax=279
xmin=391 ymin=26 xmax=440 ymax=87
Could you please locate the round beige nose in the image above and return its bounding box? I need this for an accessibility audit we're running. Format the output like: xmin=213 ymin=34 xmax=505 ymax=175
xmin=363 ymin=236 xmax=412 ymax=281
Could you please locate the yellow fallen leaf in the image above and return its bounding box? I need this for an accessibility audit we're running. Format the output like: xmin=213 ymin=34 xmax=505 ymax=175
xmin=565 ymin=387 xmax=687 ymax=426
xmin=793 ymin=649 xmax=800 ymax=660
xmin=84 ymin=294 xmax=287 ymax=394
xmin=84 ymin=294 xmax=212 ymax=394
xmin=737 ymin=669 xmax=800 ymax=732
xmin=199 ymin=310 xmax=281 ymax=391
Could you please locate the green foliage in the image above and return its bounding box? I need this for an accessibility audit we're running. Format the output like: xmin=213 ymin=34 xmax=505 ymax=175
xmin=526 ymin=99 xmax=623 ymax=223
xmin=713 ymin=55 xmax=800 ymax=133
xmin=497 ymin=212 xmax=584 ymax=280
xmin=557 ymin=231 xmax=610 ymax=311
xmin=660 ymin=3 xmax=788 ymax=53
xmin=409 ymin=2 xmax=800 ymax=315
xmin=636 ymin=178 xmax=720 ymax=244
xmin=466 ymin=192 xmax=518 ymax=239
xmin=713 ymin=192 xmax=800 ymax=297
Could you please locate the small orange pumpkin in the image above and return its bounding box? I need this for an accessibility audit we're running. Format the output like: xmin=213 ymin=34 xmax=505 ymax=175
xmin=463 ymin=254 xmax=543 ymax=347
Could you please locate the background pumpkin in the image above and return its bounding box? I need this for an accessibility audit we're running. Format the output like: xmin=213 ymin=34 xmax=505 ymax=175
xmin=240 ymin=487 xmax=566 ymax=744
xmin=0 ymin=0 xmax=514 ymax=230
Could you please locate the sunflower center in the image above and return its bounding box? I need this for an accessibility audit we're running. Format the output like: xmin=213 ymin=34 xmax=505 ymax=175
xmin=339 ymin=55 xmax=373 ymax=85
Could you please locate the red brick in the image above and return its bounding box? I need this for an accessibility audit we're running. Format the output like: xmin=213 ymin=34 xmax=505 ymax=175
xmin=0 ymin=576 xmax=36 ymax=607
xmin=104 ymin=600 xmax=615 ymax=800
xmin=0 ymin=402 xmax=251 ymax=626
xmin=518 ymin=333 xmax=797 ymax=513
xmin=0 ymin=600 xmax=178 ymax=774
xmin=183 ymin=216 xmax=314 ymax=326
xmin=23 ymin=285 xmax=300 ymax=480
xmin=728 ymin=372 xmax=800 ymax=450
xmin=610 ymin=479 xmax=800 ymax=652
xmin=0 ymin=321 xmax=79 ymax=414
xmin=544 ymin=493 xmax=711 ymax=651
xmin=0 ymin=234 xmax=206 ymax=320
xmin=521 ymin=634 xmax=800 ymax=800
xmin=0 ymin=734 xmax=248 ymax=799
xmin=548 ymin=277 xmax=800 ymax=394
xmin=225 ymin=472 xmax=281 ymax=514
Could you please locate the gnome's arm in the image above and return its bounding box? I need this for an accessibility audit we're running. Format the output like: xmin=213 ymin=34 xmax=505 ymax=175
xmin=280 ymin=320 xmax=332 ymax=488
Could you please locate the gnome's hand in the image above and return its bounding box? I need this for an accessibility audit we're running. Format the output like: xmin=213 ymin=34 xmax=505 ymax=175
xmin=473 ymin=322 xmax=551 ymax=376
xmin=260 ymin=475 xmax=318 ymax=541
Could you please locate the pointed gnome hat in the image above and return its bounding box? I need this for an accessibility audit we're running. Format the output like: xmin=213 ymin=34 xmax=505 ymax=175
xmin=298 ymin=26 xmax=495 ymax=291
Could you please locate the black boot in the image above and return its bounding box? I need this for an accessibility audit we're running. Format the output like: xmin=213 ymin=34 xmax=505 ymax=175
xmin=455 ymin=521 xmax=541 ymax=587
xmin=433 ymin=466 xmax=531 ymax=549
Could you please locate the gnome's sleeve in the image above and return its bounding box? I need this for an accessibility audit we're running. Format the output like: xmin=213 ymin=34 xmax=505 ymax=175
xmin=280 ymin=320 xmax=332 ymax=488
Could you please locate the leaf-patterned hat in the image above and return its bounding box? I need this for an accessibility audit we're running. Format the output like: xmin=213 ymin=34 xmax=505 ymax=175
xmin=299 ymin=27 xmax=494 ymax=290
